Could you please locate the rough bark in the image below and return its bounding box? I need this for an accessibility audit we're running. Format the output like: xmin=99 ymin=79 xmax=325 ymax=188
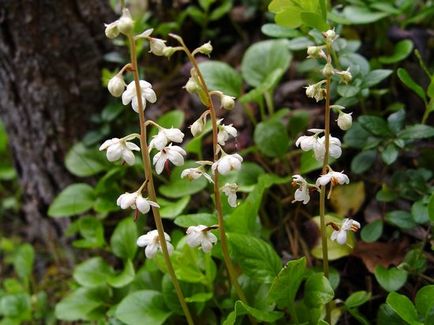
xmin=0 ymin=0 xmax=114 ymax=240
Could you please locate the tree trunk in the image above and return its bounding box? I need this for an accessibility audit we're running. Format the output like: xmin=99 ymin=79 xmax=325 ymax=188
xmin=0 ymin=0 xmax=114 ymax=241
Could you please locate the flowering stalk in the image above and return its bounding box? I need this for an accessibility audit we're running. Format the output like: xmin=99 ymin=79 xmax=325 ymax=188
xmin=127 ymin=31 xmax=195 ymax=325
xmin=170 ymin=34 xmax=248 ymax=304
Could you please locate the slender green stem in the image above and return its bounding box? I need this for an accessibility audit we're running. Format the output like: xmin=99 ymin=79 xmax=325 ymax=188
xmin=321 ymin=43 xmax=332 ymax=324
xmin=127 ymin=35 xmax=194 ymax=325
xmin=264 ymin=91 xmax=275 ymax=116
xmin=174 ymin=36 xmax=248 ymax=304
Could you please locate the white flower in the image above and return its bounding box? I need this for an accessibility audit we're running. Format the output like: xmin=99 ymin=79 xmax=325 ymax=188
xmin=217 ymin=121 xmax=237 ymax=146
xmin=190 ymin=117 xmax=205 ymax=136
xmin=149 ymin=127 xmax=184 ymax=151
xmin=122 ymin=80 xmax=157 ymax=113
xmin=331 ymin=218 xmax=361 ymax=245
xmin=291 ymin=175 xmax=310 ymax=204
xmin=196 ymin=41 xmax=213 ymax=55
xmin=337 ymin=112 xmax=353 ymax=130
xmin=185 ymin=78 xmax=199 ymax=94
xmin=313 ymin=135 xmax=342 ymax=162
xmin=186 ymin=225 xmax=217 ymax=252
xmin=316 ymin=170 xmax=349 ymax=187
xmin=104 ymin=21 xmax=119 ymax=39
xmin=108 ymin=74 xmax=126 ymax=97
xmin=117 ymin=9 xmax=134 ymax=35
xmin=137 ymin=230 xmax=173 ymax=258
xmin=99 ymin=138 xmax=140 ymax=165
xmin=305 ymin=82 xmax=325 ymax=102
xmin=337 ymin=68 xmax=352 ymax=84
xmin=295 ymin=129 xmax=323 ymax=151
xmin=324 ymin=29 xmax=337 ymax=42
xmin=149 ymin=38 xmax=168 ymax=56
xmin=307 ymin=46 xmax=325 ymax=59
xmin=116 ymin=192 xmax=160 ymax=213
xmin=181 ymin=167 xmax=213 ymax=183
xmin=221 ymin=183 xmax=238 ymax=207
xmin=212 ymin=153 xmax=243 ymax=175
xmin=152 ymin=145 xmax=186 ymax=174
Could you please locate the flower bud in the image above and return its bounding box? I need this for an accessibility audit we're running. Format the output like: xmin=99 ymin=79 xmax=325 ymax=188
xmin=322 ymin=62 xmax=335 ymax=78
xmin=117 ymin=9 xmax=134 ymax=35
xmin=196 ymin=41 xmax=213 ymax=55
xmin=149 ymin=38 xmax=167 ymax=56
xmin=190 ymin=118 xmax=204 ymax=136
xmin=307 ymin=46 xmax=324 ymax=59
xmin=337 ymin=112 xmax=353 ymax=130
xmin=162 ymin=46 xmax=178 ymax=57
xmin=305 ymin=82 xmax=324 ymax=102
xmin=184 ymin=78 xmax=199 ymax=94
xmin=108 ymin=74 xmax=126 ymax=97
xmin=337 ymin=69 xmax=352 ymax=84
xmin=105 ymin=22 xmax=119 ymax=39
xmin=221 ymin=95 xmax=235 ymax=110
xmin=324 ymin=29 xmax=337 ymax=42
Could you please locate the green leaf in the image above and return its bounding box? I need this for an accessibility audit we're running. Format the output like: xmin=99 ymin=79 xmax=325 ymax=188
xmin=268 ymin=257 xmax=306 ymax=309
xmin=156 ymin=110 xmax=184 ymax=129
xmin=345 ymin=291 xmax=371 ymax=309
xmin=342 ymin=6 xmax=390 ymax=24
xmin=241 ymin=40 xmax=291 ymax=88
xmin=48 ymin=184 xmax=95 ymax=217
xmin=337 ymin=84 xmax=360 ymax=97
xmin=363 ymin=69 xmax=393 ymax=88
xmin=110 ymin=218 xmax=138 ymax=260
xmin=159 ymin=162 xmax=208 ymax=198
xmin=0 ymin=293 xmax=31 ymax=320
xmin=185 ymin=292 xmax=213 ymax=303
xmin=55 ymin=286 xmax=109 ymax=321
xmin=226 ymin=174 xmax=289 ymax=234
xmin=381 ymin=144 xmax=399 ymax=165
xmin=73 ymin=216 xmax=105 ymax=249
xmin=415 ymin=285 xmax=434 ymax=319
xmin=387 ymin=109 xmax=406 ymax=134
xmin=398 ymin=124 xmax=434 ymax=140
xmin=361 ymin=220 xmax=383 ymax=242
xmin=344 ymin=122 xmax=371 ymax=149
xmin=199 ymin=61 xmax=242 ymax=97
xmin=261 ymin=23 xmax=299 ymax=38
xmin=379 ymin=40 xmax=414 ymax=64
xmin=107 ymin=259 xmax=135 ymax=288
xmin=397 ymin=68 xmax=427 ymax=102
xmin=429 ymin=193 xmax=434 ymax=222
xmin=300 ymin=149 xmax=324 ymax=174
xmin=174 ymin=213 xmax=217 ymax=228
xmin=115 ymin=290 xmax=172 ymax=325
xmin=385 ymin=210 xmax=417 ymax=229
xmin=304 ymin=273 xmax=334 ymax=307
xmin=159 ymin=196 xmax=190 ymax=219
xmin=411 ymin=200 xmax=429 ymax=224
xmin=209 ymin=0 xmax=232 ymax=21
xmin=386 ymin=292 xmax=422 ymax=325
xmin=73 ymin=257 xmax=113 ymax=288
xmin=223 ymin=300 xmax=284 ymax=325
xmin=65 ymin=143 xmax=108 ymax=177
xmin=375 ymin=266 xmax=408 ymax=292
xmin=300 ymin=12 xmax=329 ymax=31
xmin=228 ymin=233 xmax=281 ymax=284
xmin=358 ymin=116 xmax=391 ymax=137
xmin=254 ymin=120 xmax=289 ymax=157
xmin=13 ymin=244 xmax=34 ymax=279
xmin=351 ymin=150 xmax=376 ymax=174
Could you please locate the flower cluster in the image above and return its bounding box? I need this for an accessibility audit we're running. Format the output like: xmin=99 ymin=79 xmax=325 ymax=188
xmin=292 ymin=29 xmax=360 ymax=245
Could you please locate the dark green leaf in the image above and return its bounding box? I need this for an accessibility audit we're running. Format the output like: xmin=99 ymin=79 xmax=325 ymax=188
xmin=361 ymin=220 xmax=383 ymax=243
xmin=345 ymin=291 xmax=371 ymax=309
xmin=254 ymin=120 xmax=289 ymax=157
xmin=261 ymin=24 xmax=299 ymax=38
xmin=0 ymin=293 xmax=31 ymax=320
xmin=48 ymin=184 xmax=95 ymax=217
xmin=159 ymin=196 xmax=190 ymax=219
xmin=228 ymin=233 xmax=281 ymax=284
xmin=358 ymin=116 xmax=391 ymax=137
xmin=107 ymin=260 xmax=135 ymax=288
xmin=363 ymin=69 xmax=393 ymax=88
xmin=381 ymin=144 xmax=399 ymax=165
xmin=386 ymin=210 xmax=417 ymax=229
xmin=224 ymin=300 xmax=283 ymax=325
xmin=342 ymin=6 xmax=390 ymax=24
xmin=398 ymin=124 xmax=434 ymax=140
xmin=73 ymin=257 xmax=113 ymax=287
xmin=65 ymin=143 xmax=108 ymax=177
xmin=375 ymin=266 xmax=408 ymax=292
xmin=337 ymin=84 xmax=360 ymax=97
xmin=411 ymin=200 xmax=429 ymax=224
xmin=110 ymin=218 xmax=138 ymax=260
xmin=397 ymin=68 xmax=427 ymax=102
xmin=304 ymin=273 xmax=334 ymax=307
xmin=351 ymin=150 xmax=376 ymax=174
xmin=415 ymin=285 xmax=434 ymax=319
xmin=387 ymin=109 xmax=406 ymax=134
xmin=13 ymin=244 xmax=34 ymax=279
xmin=174 ymin=213 xmax=217 ymax=228
xmin=386 ymin=292 xmax=422 ymax=325
xmin=200 ymin=61 xmax=242 ymax=97
xmin=379 ymin=40 xmax=413 ymax=64
xmin=115 ymin=290 xmax=172 ymax=325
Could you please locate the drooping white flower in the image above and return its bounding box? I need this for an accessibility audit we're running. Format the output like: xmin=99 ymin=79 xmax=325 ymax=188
xmin=295 ymin=129 xmax=323 ymax=151
xmin=122 ymin=80 xmax=157 ymax=113
xmin=305 ymin=82 xmax=325 ymax=102
xmin=313 ymin=135 xmax=342 ymax=162
xmin=181 ymin=167 xmax=213 ymax=183
xmin=149 ymin=38 xmax=168 ymax=56
xmin=116 ymin=192 xmax=159 ymax=213
xmin=186 ymin=225 xmax=217 ymax=253
xmin=190 ymin=116 xmax=206 ymax=136
xmin=196 ymin=41 xmax=213 ymax=55
xmin=221 ymin=183 xmax=238 ymax=207
xmin=291 ymin=175 xmax=311 ymax=204
xmin=316 ymin=170 xmax=349 ymax=187
xmin=336 ymin=68 xmax=352 ymax=84
xmin=108 ymin=74 xmax=126 ymax=97
xmin=149 ymin=127 xmax=184 ymax=151
xmin=217 ymin=120 xmax=237 ymax=146
xmin=152 ymin=144 xmax=186 ymax=174
xmin=337 ymin=112 xmax=353 ymax=131
xmin=137 ymin=230 xmax=174 ymax=258
xmin=117 ymin=8 xmax=134 ymax=34
xmin=104 ymin=21 xmax=119 ymax=39
xmin=99 ymin=138 xmax=140 ymax=165
xmin=221 ymin=95 xmax=235 ymax=110
xmin=324 ymin=29 xmax=337 ymax=42
xmin=307 ymin=46 xmax=326 ymax=59
xmin=212 ymin=153 xmax=243 ymax=175
xmin=331 ymin=218 xmax=361 ymax=245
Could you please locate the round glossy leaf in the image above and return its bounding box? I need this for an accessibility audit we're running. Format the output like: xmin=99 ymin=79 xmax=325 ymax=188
xmin=48 ymin=184 xmax=95 ymax=217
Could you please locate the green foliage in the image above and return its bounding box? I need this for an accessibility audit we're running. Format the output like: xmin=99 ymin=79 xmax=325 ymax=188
xmin=48 ymin=184 xmax=95 ymax=217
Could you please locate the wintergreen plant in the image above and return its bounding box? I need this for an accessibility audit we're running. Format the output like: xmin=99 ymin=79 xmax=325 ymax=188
xmin=292 ymin=29 xmax=361 ymax=322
